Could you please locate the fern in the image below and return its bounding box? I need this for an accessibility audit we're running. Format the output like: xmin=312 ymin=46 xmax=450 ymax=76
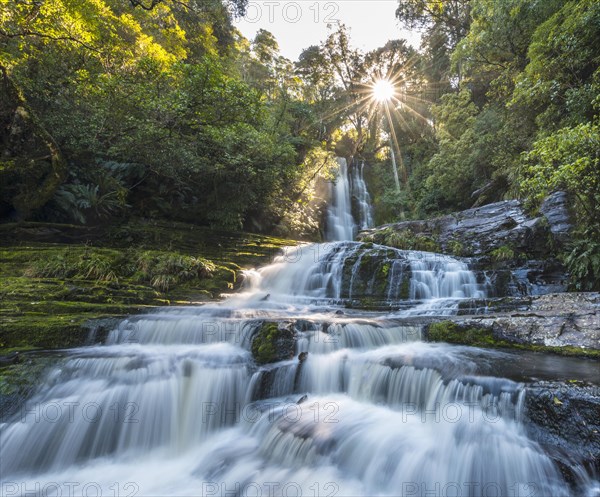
xmin=564 ymin=234 xmax=600 ymax=291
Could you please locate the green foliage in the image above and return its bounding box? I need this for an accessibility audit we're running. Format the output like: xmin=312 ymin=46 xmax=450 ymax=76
xmin=52 ymin=184 xmax=125 ymax=224
xmin=135 ymin=252 xmax=216 ymax=291
xmin=563 ymin=234 xmax=600 ymax=291
xmin=447 ymin=239 xmax=466 ymax=257
xmin=396 ymin=0 xmax=471 ymax=48
xmin=520 ymin=122 xmax=600 ymax=229
xmin=490 ymin=245 xmax=516 ymax=262
xmin=24 ymin=247 xmax=215 ymax=291
xmin=511 ymin=0 xmax=600 ymax=129
xmin=0 ymin=0 xmax=332 ymax=233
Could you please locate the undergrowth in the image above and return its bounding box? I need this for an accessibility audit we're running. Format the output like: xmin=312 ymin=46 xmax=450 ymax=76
xmin=25 ymin=247 xmax=216 ymax=291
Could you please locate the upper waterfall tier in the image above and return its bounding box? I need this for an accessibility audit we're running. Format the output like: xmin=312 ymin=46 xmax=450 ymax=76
xmin=325 ymin=158 xmax=374 ymax=241
xmin=243 ymin=241 xmax=486 ymax=308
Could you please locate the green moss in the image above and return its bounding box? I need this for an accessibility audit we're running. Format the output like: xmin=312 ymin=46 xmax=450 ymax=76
xmin=426 ymin=321 xmax=600 ymax=358
xmin=427 ymin=321 xmax=498 ymax=347
xmin=380 ymin=262 xmax=391 ymax=278
xmin=346 ymin=297 xmax=392 ymax=310
xmin=252 ymin=322 xmax=278 ymax=364
xmin=372 ymin=262 xmax=391 ymax=295
xmin=0 ymin=355 xmax=61 ymax=397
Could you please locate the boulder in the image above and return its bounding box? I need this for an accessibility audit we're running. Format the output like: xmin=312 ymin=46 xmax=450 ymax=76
xmin=524 ymin=381 xmax=600 ymax=477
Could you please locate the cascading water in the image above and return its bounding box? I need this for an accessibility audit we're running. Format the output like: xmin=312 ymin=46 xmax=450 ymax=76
xmin=325 ymin=158 xmax=373 ymax=241
xmin=1 ymin=205 xmax=596 ymax=494
xmin=244 ymin=242 xmax=485 ymax=313
xmin=352 ymin=161 xmax=373 ymax=231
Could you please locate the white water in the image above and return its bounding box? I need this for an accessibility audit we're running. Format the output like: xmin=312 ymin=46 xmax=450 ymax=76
xmin=325 ymin=158 xmax=373 ymax=241
xmin=352 ymin=161 xmax=374 ymax=231
xmin=244 ymin=242 xmax=485 ymax=313
xmin=2 ymin=236 xmax=588 ymax=496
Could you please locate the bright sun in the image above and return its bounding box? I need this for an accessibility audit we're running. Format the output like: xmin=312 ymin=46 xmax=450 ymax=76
xmin=372 ymin=79 xmax=395 ymax=102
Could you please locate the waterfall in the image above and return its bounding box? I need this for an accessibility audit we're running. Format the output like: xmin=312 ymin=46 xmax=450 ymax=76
xmin=244 ymin=242 xmax=485 ymax=310
xmin=352 ymin=161 xmax=374 ymax=231
xmin=326 ymin=158 xmax=355 ymax=241
xmin=0 ymin=241 xmax=588 ymax=494
xmin=325 ymin=158 xmax=373 ymax=241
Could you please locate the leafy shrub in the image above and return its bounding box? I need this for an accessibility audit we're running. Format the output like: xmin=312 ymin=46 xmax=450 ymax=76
xmin=490 ymin=245 xmax=516 ymax=262
xmin=25 ymin=249 xmax=118 ymax=282
xmin=447 ymin=239 xmax=466 ymax=257
xmin=25 ymin=248 xmax=215 ymax=291
xmin=134 ymin=252 xmax=215 ymax=291
xmin=52 ymin=184 xmax=126 ymax=224
xmin=25 ymin=252 xmax=75 ymax=279
xmin=564 ymin=234 xmax=600 ymax=291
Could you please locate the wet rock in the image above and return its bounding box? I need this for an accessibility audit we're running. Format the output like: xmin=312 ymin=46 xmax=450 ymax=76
xmin=524 ymin=381 xmax=600 ymax=475
xmin=539 ymin=191 xmax=572 ymax=245
xmin=446 ymin=293 xmax=600 ymax=353
xmin=479 ymin=293 xmax=599 ymax=350
xmin=475 ymin=259 xmax=569 ymax=297
xmin=490 ymin=313 xmax=599 ymax=350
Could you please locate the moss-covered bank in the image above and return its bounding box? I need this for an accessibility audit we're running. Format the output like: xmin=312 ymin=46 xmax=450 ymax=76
xmin=0 ymin=220 xmax=296 ymax=354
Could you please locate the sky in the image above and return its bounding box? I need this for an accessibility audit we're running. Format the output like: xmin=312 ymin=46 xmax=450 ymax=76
xmin=233 ymin=1 xmax=422 ymax=61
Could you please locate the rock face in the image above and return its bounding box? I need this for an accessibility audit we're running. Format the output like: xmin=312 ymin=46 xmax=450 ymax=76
xmin=359 ymin=194 xmax=572 ymax=258
xmin=459 ymin=293 xmax=600 ymax=351
xmin=524 ymin=381 xmax=600 ymax=477
xmin=539 ymin=191 xmax=572 ymax=245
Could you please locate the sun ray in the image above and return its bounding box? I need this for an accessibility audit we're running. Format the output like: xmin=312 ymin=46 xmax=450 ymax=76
xmin=382 ymin=99 xmax=407 ymax=184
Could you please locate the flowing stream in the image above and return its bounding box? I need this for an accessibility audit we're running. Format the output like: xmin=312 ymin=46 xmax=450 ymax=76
xmin=1 ymin=166 xmax=597 ymax=496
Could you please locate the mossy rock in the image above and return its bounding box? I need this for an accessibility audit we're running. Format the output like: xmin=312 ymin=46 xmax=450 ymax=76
xmin=251 ymin=321 xmax=295 ymax=364
xmin=426 ymin=320 xmax=600 ymax=358
xmin=0 ymin=354 xmax=63 ymax=419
